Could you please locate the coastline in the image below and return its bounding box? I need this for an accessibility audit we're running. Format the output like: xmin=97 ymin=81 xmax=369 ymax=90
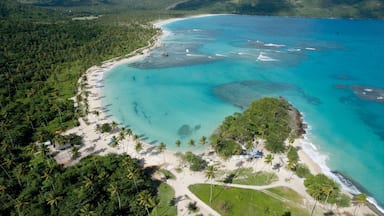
xmin=55 ymin=15 xmax=380 ymax=215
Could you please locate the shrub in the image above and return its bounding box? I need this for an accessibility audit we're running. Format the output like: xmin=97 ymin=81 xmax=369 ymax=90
xmin=294 ymin=163 xmax=311 ymax=178
xmin=185 ymin=151 xmax=207 ymax=171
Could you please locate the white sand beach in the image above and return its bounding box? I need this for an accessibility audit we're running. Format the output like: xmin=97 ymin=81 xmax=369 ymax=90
xmin=53 ymin=16 xmax=377 ymax=216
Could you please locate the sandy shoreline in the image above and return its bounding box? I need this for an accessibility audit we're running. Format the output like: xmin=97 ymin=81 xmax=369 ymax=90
xmin=54 ymin=15 xmax=378 ymax=215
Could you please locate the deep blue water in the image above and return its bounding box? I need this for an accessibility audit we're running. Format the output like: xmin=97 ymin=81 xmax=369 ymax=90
xmin=103 ymin=15 xmax=384 ymax=208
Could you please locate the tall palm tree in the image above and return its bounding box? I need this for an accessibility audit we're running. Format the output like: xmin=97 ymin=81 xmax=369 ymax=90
xmin=263 ymin=154 xmax=274 ymax=170
xmin=135 ymin=141 xmax=143 ymax=155
xmin=111 ymin=121 xmax=118 ymax=131
xmin=118 ymin=130 xmax=125 ymax=141
xmin=175 ymin=139 xmax=181 ymax=148
xmin=307 ymin=186 xmax=322 ymax=216
xmin=127 ymin=166 xmax=140 ymax=192
xmin=199 ymin=136 xmax=207 ymax=146
xmin=107 ymin=183 xmax=121 ymax=210
xmin=137 ymin=190 xmax=156 ymax=216
xmin=46 ymin=191 xmax=63 ymax=208
xmin=205 ymin=165 xmax=217 ymax=206
xmin=353 ymin=193 xmax=368 ymax=216
xmin=111 ymin=136 xmax=118 ymax=147
xmin=125 ymin=128 xmax=132 ymax=137
xmin=158 ymin=142 xmax=166 ymax=163
xmin=322 ymin=184 xmax=334 ymax=210
xmin=188 ymin=139 xmax=195 ymax=147
xmin=79 ymin=204 xmax=97 ymax=216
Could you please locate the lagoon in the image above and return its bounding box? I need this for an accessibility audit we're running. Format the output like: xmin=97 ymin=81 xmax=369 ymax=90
xmin=103 ymin=15 xmax=384 ymax=209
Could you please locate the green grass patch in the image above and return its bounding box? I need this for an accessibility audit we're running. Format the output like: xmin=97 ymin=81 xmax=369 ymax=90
xmin=222 ymin=168 xmax=278 ymax=185
xmin=266 ymin=186 xmax=303 ymax=204
xmin=158 ymin=169 xmax=176 ymax=180
xmin=189 ymin=184 xmax=309 ymax=216
xmin=151 ymin=183 xmax=177 ymax=216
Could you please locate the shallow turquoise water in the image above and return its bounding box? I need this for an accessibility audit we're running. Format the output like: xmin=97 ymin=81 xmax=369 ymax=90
xmin=103 ymin=15 xmax=384 ymax=208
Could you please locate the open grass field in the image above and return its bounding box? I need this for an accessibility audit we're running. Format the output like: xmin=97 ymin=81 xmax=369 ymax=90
xmin=189 ymin=184 xmax=309 ymax=216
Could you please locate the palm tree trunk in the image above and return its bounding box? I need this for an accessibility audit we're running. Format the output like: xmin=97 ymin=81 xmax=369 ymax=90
xmin=117 ymin=192 xmax=121 ymax=210
xmin=0 ymin=164 xmax=12 ymax=180
xmin=353 ymin=205 xmax=358 ymax=216
xmin=310 ymin=199 xmax=318 ymax=216
xmin=209 ymin=179 xmax=213 ymax=205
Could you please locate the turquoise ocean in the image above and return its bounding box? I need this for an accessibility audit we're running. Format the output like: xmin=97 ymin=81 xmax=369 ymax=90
xmin=102 ymin=15 xmax=384 ymax=209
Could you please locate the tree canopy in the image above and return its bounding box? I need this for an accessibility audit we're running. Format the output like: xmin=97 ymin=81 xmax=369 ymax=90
xmin=210 ymin=97 xmax=299 ymax=158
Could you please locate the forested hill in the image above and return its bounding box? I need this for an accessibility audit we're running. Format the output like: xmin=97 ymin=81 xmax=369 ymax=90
xmin=171 ymin=0 xmax=384 ymax=19
xmin=18 ymin=0 xmax=384 ymax=18
xmin=0 ymin=1 xmax=166 ymax=214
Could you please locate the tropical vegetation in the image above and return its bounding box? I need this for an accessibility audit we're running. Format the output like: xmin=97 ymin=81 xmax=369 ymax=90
xmin=210 ymin=97 xmax=301 ymax=158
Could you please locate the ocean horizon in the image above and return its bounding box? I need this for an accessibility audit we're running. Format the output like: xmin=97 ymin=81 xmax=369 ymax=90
xmin=102 ymin=15 xmax=384 ymax=210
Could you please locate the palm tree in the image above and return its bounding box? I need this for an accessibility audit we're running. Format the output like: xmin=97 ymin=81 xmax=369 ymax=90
xmin=71 ymin=146 xmax=80 ymax=159
xmin=175 ymin=139 xmax=181 ymax=148
xmin=199 ymin=136 xmax=207 ymax=146
xmin=137 ymin=190 xmax=156 ymax=216
xmin=205 ymin=165 xmax=217 ymax=206
xmin=133 ymin=134 xmax=139 ymax=141
xmin=188 ymin=139 xmax=195 ymax=147
xmin=118 ymin=130 xmax=125 ymax=141
xmin=79 ymin=204 xmax=97 ymax=216
xmin=107 ymin=183 xmax=121 ymax=210
xmin=307 ymin=186 xmax=322 ymax=216
xmin=353 ymin=193 xmax=368 ymax=216
xmin=322 ymin=184 xmax=334 ymax=210
xmin=135 ymin=141 xmax=143 ymax=155
xmin=46 ymin=192 xmax=63 ymax=208
xmin=111 ymin=136 xmax=118 ymax=147
xmin=127 ymin=166 xmax=140 ymax=192
xmin=264 ymin=154 xmax=274 ymax=170
xmin=111 ymin=121 xmax=118 ymax=131
xmin=158 ymin=142 xmax=166 ymax=163
xmin=125 ymin=128 xmax=132 ymax=136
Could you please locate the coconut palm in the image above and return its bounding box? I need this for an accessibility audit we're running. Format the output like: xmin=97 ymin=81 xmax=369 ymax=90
xmin=135 ymin=141 xmax=143 ymax=155
xmin=133 ymin=134 xmax=139 ymax=141
xmin=175 ymin=139 xmax=181 ymax=148
xmin=107 ymin=183 xmax=121 ymax=210
xmin=199 ymin=136 xmax=207 ymax=146
xmin=125 ymin=128 xmax=133 ymax=136
xmin=118 ymin=130 xmax=125 ymax=141
xmin=137 ymin=190 xmax=156 ymax=216
xmin=127 ymin=166 xmax=140 ymax=192
xmin=111 ymin=136 xmax=118 ymax=147
xmin=111 ymin=121 xmax=118 ymax=131
xmin=46 ymin=191 xmax=63 ymax=208
xmin=353 ymin=193 xmax=368 ymax=216
xmin=158 ymin=142 xmax=166 ymax=163
xmin=264 ymin=153 xmax=274 ymax=170
xmin=188 ymin=139 xmax=195 ymax=147
xmin=79 ymin=204 xmax=97 ymax=216
xmin=307 ymin=186 xmax=322 ymax=216
xmin=205 ymin=165 xmax=217 ymax=206
xmin=322 ymin=184 xmax=334 ymax=210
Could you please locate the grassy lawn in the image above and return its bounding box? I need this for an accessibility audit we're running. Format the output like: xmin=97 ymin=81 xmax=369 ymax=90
xmin=189 ymin=184 xmax=309 ymax=216
xmin=266 ymin=186 xmax=304 ymax=204
xmin=151 ymin=183 xmax=177 ymax=216
xmin=222 ymin=168 xmax=278 ymax=185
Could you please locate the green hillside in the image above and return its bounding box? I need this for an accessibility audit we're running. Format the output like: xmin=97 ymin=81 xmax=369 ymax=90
xmin=17 ymin=0 xmax=384 ymax=18
xmin=171 ymin=0 xmax=384 ymax=19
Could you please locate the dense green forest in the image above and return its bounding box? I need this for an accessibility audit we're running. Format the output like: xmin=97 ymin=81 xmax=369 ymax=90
xmin=0 ymin=1 xmax=172 ymax=214
xmin=210 ymin=97 xmax=303 ymax=158
xmin=1 ymin=153 xmax=160 ymax=215
xmin=17 ymin=0 xmax=384 ymax=18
